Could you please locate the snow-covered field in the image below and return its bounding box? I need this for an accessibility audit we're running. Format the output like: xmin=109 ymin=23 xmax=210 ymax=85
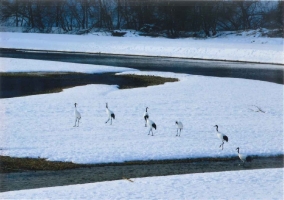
xmin=1 ymin=168 xmax=283 ymax=199
xmin=0 ymin=30 xmax=283 ymax=64
xmin=0 ymin=30 xmax=283 ymax=198
xmin=0 ymin=58 xmax=283 ymax=164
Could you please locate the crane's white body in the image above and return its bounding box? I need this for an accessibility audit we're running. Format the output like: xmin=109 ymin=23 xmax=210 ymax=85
xmin=74 ymin=103 xmax=81 ymax=127
xmin=175 ymin=121 xmax=183 ymax=136
xmin=217 ymin=132 xmax=225 ymax=141
xmin=106 ymin=107 xmax=114 ymax=117
xmin=105 ymin=103 xmax=115 ymax=125
xmin=75 ymin=109 xmax=81 ymax=119
xmin=147 ymin=118 xmax=156 ymax=136
xmin=238 ymin=153 xmax=247 ymax=162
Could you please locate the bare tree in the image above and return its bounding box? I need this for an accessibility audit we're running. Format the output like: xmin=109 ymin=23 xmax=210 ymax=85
xmin=0 ymin=0 xmax=282 ymax=35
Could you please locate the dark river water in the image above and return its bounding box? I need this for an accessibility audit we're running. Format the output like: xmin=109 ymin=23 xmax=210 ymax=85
xmin=1 ymin=155 xmax=283 ymax=192
xmin=1 ymin=48 xmax=283 ymax=84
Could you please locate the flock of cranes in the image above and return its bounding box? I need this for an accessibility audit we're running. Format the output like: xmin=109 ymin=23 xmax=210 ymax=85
xmin=74 ymin=102 xmax=253 ymax=166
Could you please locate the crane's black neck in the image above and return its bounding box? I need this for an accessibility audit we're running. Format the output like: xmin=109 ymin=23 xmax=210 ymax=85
xmin=236 ymin=147 xmax=240 ymax=153
xmin=106 ymin=103 xmax=108 ymax=108
xmin=146 ymin=107 xmax=148 ymax=112
xmin=215 ymin=125 xmax=218 ymax=132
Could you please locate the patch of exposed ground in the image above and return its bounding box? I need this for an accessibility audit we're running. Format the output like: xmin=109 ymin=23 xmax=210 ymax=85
xmin=0 ymin=156 xmax=89 ymax=173
xmin=117 ymin=74 xmax=178 ymax=89
xmin=0 ymin=72 xmax=178 ymax=98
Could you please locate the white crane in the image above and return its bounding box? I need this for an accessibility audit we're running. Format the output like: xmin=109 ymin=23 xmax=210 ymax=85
xmin=236 ymin=147 xmax=253 ymax=166
xmin=74 ymin=103 xmax=81 ymax=127
xmin=143 ymin=107 xmax=149 ymax=127
xmin=214 ymin=125 xmax=228 ymax=150
xmin=147 ymin=118 xmax=156 ymax=136
xmin=175 ymin=121 xmax=183 ymax=137
xmin=105 ymin=103 xmax=115 ymax=125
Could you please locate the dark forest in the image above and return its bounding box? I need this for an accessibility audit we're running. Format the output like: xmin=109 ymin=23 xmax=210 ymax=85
xmin=1 ymin=0 xmax=283 ymax=37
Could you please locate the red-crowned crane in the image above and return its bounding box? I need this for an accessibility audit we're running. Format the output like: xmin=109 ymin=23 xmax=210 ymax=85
xmin=105 ymin=103 xmax=115 ymax=125
xmin=175 ymin=121 xmax=183 ymax=137
xmin=236 ymin=147 xmax=253 ymax=166
xmin=74 ymin=103 xmax=81 ymax=127
xmin=176 ymin=121 xmax=183 ymax=137
xmin=214 ymin=125 xmax=228 ymax=150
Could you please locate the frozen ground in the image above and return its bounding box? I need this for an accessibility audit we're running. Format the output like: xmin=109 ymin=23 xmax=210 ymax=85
xmin=1 ymin=168 xmax=283 ymax=199
xmin=0 ymin=58 xmax=283 ymax=164
xmin=0 ymin=29 xmax=283 ymax=64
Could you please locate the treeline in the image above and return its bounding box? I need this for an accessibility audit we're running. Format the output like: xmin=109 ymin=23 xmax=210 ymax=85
xmin=0 ymin=0 xmax=283 ymax=37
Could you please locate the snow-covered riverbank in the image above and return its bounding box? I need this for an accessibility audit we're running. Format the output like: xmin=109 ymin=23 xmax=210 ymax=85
xmin=1 ymin=168 xmax=283 ymax=199
xmin=0 ymin=30 xmax=283 ymax=64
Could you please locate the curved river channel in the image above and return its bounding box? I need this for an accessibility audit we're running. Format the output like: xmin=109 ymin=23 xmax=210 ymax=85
xmin=1 ymin=48 xmax=283 ymax=84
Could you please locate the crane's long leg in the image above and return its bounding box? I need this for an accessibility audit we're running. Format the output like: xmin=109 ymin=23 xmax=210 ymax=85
xmin=176 ymin=129 xmax=178 ymax=136
xmin=74 ymin=119 xmax=77 ymax=127
xmin=77 ymin=118 xmax=80 ymax=127
xmin=105 ymin=118 xmax=110 ymax=124
xmin=148 ymin=128 xmax=151 ymax=135
xmin=151 ymin=130 xmax=154 ymax=136
xmin=219 ymin=142 xmax=224 ymax=150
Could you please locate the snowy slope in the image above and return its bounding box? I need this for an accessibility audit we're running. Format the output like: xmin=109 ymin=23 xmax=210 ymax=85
xmin=1 ymin=168 xmax=283 ymax=199
xmin=0 ymin=58 xmax=283 ymax=164
xmin=0 ymin=31 xmax=283 ymax=64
